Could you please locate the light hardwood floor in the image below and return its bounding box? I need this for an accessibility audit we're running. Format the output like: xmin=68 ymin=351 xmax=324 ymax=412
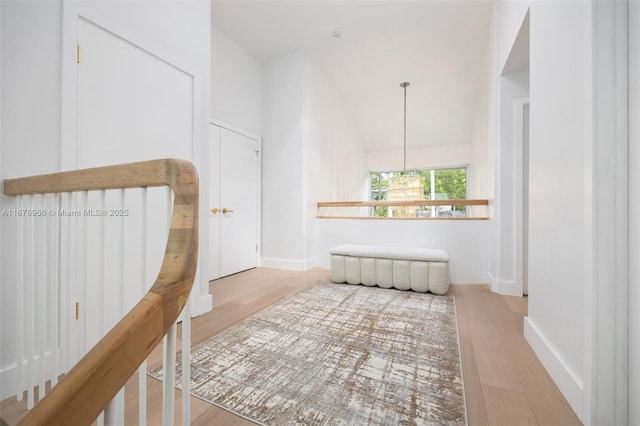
xmin=1 ymin=267 xmax=581 ymax=425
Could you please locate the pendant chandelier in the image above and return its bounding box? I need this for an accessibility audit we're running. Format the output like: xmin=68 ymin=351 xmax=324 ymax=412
xmin=388 ymin=81 xmax=422 ymax=217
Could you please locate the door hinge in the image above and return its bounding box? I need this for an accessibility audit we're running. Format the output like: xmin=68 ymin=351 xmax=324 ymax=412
xmin=256 ymin=244 xmax=259 ymax=252
xmin=77 ymin=45 xmax=81 ymax=64
xmin=75 ymin=302 xmax=80 ymax=320
xmin=255 ymin=150 xmax=259 ymax=159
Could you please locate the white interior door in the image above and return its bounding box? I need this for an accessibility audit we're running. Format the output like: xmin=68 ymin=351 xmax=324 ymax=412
xmin=76 ymin=17 xmax=193 ymax=355
xmin=219 ymin=128 xmax=259 ymax=277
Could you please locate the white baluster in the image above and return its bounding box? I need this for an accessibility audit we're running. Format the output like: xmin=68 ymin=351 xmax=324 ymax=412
xmin=78 ymin=191 xmax=88 ymax=358
xmin=25 ymin=195 xmax=34 ymax=409
xmin=36 ymin=194 xmax=46 ymax=399
xmin=116 ymin=189 xmax=126 ymax=424
xmin=93 ymin=189 xmax=107 ymax=426
xmin=104 ymin=386 xmax=125 ymax=426
xmin=163 ymin=325 xmax=177 ymax=426
xmin=59 ymin=192 xmax=73 ymax=374
xmin=181 ymin=300 xmax=191 ymax=426
xmin=138 ymin=187 xmax=148 ymax=426
xmin=16 ymin=195 xmax=24 ymax=402
xmin=50 ymin=194 xmax=60 ymax=387
xmin=99 ymin=190 xmax=106 ymax=346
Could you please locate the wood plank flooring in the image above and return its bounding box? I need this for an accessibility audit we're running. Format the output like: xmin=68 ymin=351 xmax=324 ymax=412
xmin=450 ymin=284 xmax=581 ymax=425
xmin=1 ymin=267 xmax=581 ymax=425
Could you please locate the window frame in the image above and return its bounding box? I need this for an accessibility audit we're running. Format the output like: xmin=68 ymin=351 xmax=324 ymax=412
xmin=368 ymin=165 xmax=469 ymax=218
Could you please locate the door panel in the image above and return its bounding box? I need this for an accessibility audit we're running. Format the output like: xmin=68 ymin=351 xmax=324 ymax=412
xmin=76 ymin=17 xmax=192 ymax=353
xmin=219 ymin=128 xmax=259 ymax=277
xmin=77 ymin=17 xmax=192 ymax=168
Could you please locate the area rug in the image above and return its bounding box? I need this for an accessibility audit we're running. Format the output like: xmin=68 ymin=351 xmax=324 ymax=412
xmin=149 ymin=281 xmax=466 ymax=425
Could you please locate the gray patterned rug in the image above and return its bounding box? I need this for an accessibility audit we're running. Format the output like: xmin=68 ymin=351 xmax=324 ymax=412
xmin=149 ymin=281 xmax=466 ymax=425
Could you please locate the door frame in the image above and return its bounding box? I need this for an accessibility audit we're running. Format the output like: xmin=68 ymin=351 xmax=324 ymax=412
xmin=209 ymin=119 xmax=262 ymax=279
xmin=514 ymin=97 xmax=530 ymax=297
xmin=629 ymin=0 xmax=639 ymax=421
xmin=582 ymin=1 xmax=629 ymax=423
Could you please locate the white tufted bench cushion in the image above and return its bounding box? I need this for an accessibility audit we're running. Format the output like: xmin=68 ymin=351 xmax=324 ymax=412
xmin=329 ymin=244 xmax=450 ymax=295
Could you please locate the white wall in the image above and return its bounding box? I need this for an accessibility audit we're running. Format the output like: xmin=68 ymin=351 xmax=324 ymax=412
xmin=487 ymin=0 xmax=531 ymax=297
xmin=261 ymin=51 xmax=307 ymax=269
xmin=316 ymin=219 xmax=489 ymax=285
xmin=211 ymin=26 xmax=262 ymax=136
xmin=469 ymin=43 xmax=493 ymax=203
xmin=257 ymin=42 xmax=489 ymax=276
xmin=0 ymin=0 xmax=211 ymax=398
xmin=305 ymin=55 xmax=367 ymax=261
xmin=209 ymin=25 xmax=263 ymax=280
xmin=259 ymin=47 xmax=489 ymax=278
xmin=365 ymin=144 xmax=471 ymax=172
xmin=524 ymin=1 xmax=586 ymax=418
xmin=62 ymin=0 xmax=211 ymax=317
xmin=490 ymin=70 xmax=529 ymax=295
xmin=1 ymin=0 xmax=65 ymax=397
xmin=306 ymin=56 xmax=366 ymax=202
xmin=0 ymin=1 xmax=62 ymax=180
xmin=261 ymin=51 xmax=368 ymax=270
xmin=495 ymin=0 xmax=530 ymax=73
xmin=486 ymin=1 xmax=632 ymax=423
xmin=70 ymin=1 xmax=208 ymax=75
xmin=488 ymin=0 xmax=530 ymax=297
xmin=306 ymin=49 xmax=491 ymax=285
xmin=0 ymin=3 xmax=3 ymax=387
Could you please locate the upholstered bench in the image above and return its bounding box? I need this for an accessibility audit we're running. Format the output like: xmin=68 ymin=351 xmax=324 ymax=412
xmin=329 ymin=244 xmax=450 ymax=295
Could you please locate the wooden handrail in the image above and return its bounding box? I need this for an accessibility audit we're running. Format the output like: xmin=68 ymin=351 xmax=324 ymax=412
xmin=317 ymin=199 xmax=489 ymax=208
xmin=317 ymin=199 xmax=489 ymax=220
xmin=4 ymin=158 xmax=199 ymax=425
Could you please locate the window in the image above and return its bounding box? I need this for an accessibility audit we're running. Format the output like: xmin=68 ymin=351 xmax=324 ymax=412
xmin=370 ymin=167 xmax=467 ymax=218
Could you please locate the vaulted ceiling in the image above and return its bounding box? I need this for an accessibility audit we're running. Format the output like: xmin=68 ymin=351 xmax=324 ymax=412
xmin=212 ymin=1 xmax=494 ymax=153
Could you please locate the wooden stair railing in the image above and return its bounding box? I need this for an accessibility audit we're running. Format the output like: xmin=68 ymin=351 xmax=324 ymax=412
xmin=3 ymin=158 xmax=199 ymax=425
xmin=317 ymin=199 xmax=490 ymax=220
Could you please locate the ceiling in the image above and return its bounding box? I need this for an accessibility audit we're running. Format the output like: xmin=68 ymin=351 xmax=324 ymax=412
xmin=212 ymin=1 xmax=494 ymax=153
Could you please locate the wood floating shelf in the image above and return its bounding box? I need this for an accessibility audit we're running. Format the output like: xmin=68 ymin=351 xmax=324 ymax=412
xmin=317 ymin=199 xmax=489 ymax=208
xmin=317 ymin=199 xmax=490 ymax=220
xmin=317 ymin=216 xmax=489 ymax=220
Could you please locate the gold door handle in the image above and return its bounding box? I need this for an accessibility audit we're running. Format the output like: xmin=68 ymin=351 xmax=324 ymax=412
xmin=211 ymin=208 xmax=219 ymax=214
xmin=222 ymin=208 xmax=234 ymax=214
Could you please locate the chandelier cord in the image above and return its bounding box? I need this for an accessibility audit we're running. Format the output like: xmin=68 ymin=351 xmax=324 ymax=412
xmin=404 ymin=85 xmax=407 ymax=172
xmin=401 ymin=82 xmax=410 ymax=173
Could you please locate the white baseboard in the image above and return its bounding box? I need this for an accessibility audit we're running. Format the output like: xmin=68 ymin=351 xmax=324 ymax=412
xmin=488 ymin=272 xmax=499 ymax=292
xmin=260 ymin=257 xmax=318 ymax=271
xmin=1 ymin=363 xmax=18 ymax=400
xmin=497 ymin=281 xmax=522 ymax=296
xmin=0 ymin=350 xmax=59 ymax=400
xmin=524 ymin=317 xmax=583 ymax=421
xmin=488 ymin=273 xmax=522 ymax=296
xmin=193 ymin=294 xmax=212 ymax=317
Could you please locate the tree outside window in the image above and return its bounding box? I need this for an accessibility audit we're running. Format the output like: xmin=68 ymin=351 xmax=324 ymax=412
xmin=369 ymin=167 xmax=467 ymax=218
